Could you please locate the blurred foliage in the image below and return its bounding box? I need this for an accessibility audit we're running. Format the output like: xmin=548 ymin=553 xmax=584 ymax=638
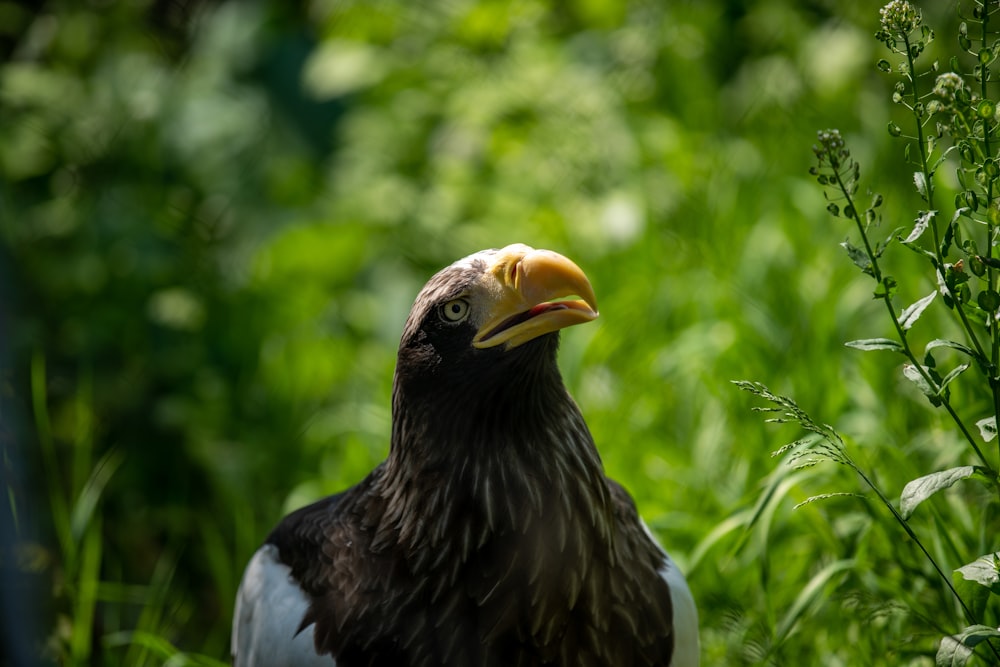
xmin=0 ymin=0 xmax=985 ymax=664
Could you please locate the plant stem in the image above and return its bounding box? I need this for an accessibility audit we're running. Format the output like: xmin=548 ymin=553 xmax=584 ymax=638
xmin=852 ymin=465 xmax=979 ymax=625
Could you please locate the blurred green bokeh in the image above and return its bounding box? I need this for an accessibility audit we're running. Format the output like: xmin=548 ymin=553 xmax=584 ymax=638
xmin=1 ymin=0 xmax=984 ymax=665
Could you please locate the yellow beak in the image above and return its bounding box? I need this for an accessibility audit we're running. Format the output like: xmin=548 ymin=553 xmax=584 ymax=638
xmin=472 ymin=244 xmax=599 ymax=349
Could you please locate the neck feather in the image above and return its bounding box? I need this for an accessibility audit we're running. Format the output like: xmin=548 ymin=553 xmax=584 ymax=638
xmin=377 ymin=344 xmax=614 ymax=567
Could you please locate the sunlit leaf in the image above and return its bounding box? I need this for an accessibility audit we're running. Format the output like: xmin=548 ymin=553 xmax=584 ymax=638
xmin=925 ymin=339 xmax=977 ymax=358
xmin=976 ymin=416 xmax=997 ymax=442
xmin=955 ymin=552 xmax=1000 ymax=594
xmin=900 ymin=466 xmax=975 ymax=519
xmin=937 ymin=627 xmax=1000 ymax=667
xmin=914 ymin=171 xmax=928 ymax=198
xmin=903 ymin=364 xmax=942 ymax=405
xmin=903 ymin=210 xmax=935 ymax=243
xmin=937 ymin=635 xmax=973 ymax=666
xmin=845 ymin=338 xmax=903 ymax=352
xmin=898 ymin=291 xmax=937 ymax=330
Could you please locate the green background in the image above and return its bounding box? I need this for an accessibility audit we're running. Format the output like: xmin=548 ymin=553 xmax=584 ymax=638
xmin=2 ymin=0 xmax=988 ymax=664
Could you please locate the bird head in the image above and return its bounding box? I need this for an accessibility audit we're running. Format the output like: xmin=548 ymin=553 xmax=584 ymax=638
xmin=395 ymin=244 xmax=598 ymax=383
xmin=390 ymin=243 xmax=599 ymax=429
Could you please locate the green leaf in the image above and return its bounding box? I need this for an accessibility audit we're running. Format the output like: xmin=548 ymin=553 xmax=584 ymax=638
xmin=970 ymin=466 xmax=998 ymax=486
xmin=945 ymin=265 xmax=971 ymax=294
xmin=904 ymin=210 xmax=935 ymax=243
xmin=845 ymin=338 xmax=904 ymax=352
xmin=874 ymin=276 xmax=898 ymax=298
xmin=898 ymin=291 xmax=937 ymax=330
xmin=925 ymin=338 xmax=977 ymax=358
xmin=976 ymin=416 xmax=997 ymax=443
xmin=938 ymin=363 xmax=970 ymax=392
xmin=955 ymin=552 xmax=1000 ymax=594
xmin=900 ymin=239 xmax=939 ymax=262
xmin=953 ymin=569 xmax=993 ymax=624
xmin=960 ymin=625 xmax=1000 ymax=647
xmin=900 ymin=466 xmax=975 ymax=519
xmin=903 ymin=363 xmax=943 ymax=405
xmin=937 ymin=635 xmax=973 ymax=667
xmin=840 ymin=240 xmax=871 ymax=273
xmin=914 ymin=171 xmax=928 ymax=199
xmin=937 ymin=626 xmax=1000 ymax=667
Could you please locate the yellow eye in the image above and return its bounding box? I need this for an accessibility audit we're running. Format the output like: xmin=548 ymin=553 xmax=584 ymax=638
xmin=440 ymin=299 xmax=470 ymax=323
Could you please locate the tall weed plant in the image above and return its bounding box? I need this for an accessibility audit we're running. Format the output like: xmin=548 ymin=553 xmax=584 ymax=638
xmin=741 ymin=1 xmax=1000 ymax=663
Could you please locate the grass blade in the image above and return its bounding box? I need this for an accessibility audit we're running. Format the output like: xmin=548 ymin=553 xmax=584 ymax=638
xmin=773 ymin=558 xmax=856 ymax=647
xmin=70 ymin=513 xmax=102 ymax=664
xmin=31 ymin=352 xmax=71 ymax=558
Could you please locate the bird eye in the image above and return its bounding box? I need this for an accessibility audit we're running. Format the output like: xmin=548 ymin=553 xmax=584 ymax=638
xmin=439 ymin=299 xmax=470 ymax=323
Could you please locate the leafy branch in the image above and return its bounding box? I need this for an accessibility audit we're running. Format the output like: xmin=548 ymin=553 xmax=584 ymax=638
xmin=734 ymin=381 xmax=1000 ymax=664
xmin=811 ymin=128 xmax=995 ymax=475
xmin=882 ymin=0 xmax=1000 ymax=459
xmin=745 ymin=2 xmax=1000 ymax=663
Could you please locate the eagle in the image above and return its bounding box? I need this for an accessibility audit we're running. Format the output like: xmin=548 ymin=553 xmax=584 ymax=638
xmin=231 ymin=244 xmax=699 ymax=666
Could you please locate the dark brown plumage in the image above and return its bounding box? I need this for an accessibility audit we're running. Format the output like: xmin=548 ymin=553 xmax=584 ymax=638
xmin=232 ymin=245 xmax=698 ymax=667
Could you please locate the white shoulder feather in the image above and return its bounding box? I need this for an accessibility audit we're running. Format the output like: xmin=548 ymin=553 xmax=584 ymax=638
xmin=231 ymin=544 xmax=334 ymax=667
xmin=642 ymin=520 xmax=700 ymax=667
